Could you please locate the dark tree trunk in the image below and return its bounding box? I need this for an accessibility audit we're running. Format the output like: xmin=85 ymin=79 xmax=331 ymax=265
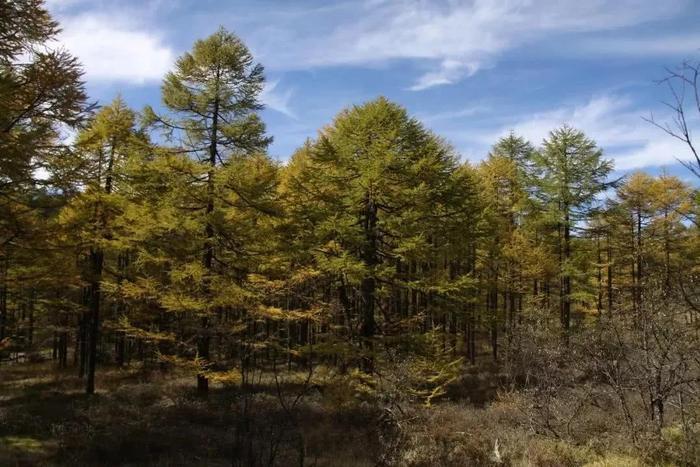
xmin=0 ymin=255 xmax=7 ymax=342
xmin=86 ymin=248 xmax=103 ymax=395
xmin=59 ymin=329 xmax=68 ymax=368
xmin=561 ymin=209 xmax=571 ymax=340
xmin=198 ymin=96 xmax=220 ymax=394
xmin=636 ymin=208 xmax=643 ymax=312
xmin=597 ymin=234 xmax=603 ymax=316
xmin=490 ymin=286 xmax=498 ymax=362
xmin=78 ymin=303 xmax=88 ymax=378
xmin=360 ymin=193 xmax=377 ymax=373
xmin=607 ymin=232 xmax=613 ymax=313
xmin=27 ymin=289 xmax=34 ymax=346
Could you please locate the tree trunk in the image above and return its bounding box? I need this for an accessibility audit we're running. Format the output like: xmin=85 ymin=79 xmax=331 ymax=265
xmin=86 ymin=248 xmax=103 ymax=395
xmin=607 ymin=232 xmax=613 ymax=313
xmin=562 ymin=209 xmax=571 ymax=338
xmin=597 ymin=234 xmax=603 ymax=316
xmin=198 ymin=95 xmax=220 ymax=393
xmin=635 ymin=207 xmax=643 ymax=313
xmin=78 ymin=303 xmax=88 ymax=377
xmin=360 ymin=193 xmax=377 ymax=373
xmin=0 ymin=255 xmax=7 ymax=341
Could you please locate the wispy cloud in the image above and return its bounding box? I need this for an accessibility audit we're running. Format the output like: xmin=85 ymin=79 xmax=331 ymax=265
xmin=46 ymin=0 xmax=695 ymax=90
xmin=249 ymin=0 xmax=689 ymax=90
xmin=486 ymin=95 xmax=698 ymax=170
xmin=578 ymin=33 xmax=700 ymax=57
xmin=261 ymin=79 xmax=297 ymax=119
xmin=418 ymin=104 xmax=489 ymax=123
xmin=409 ymin=60 xmax=481 ymax=91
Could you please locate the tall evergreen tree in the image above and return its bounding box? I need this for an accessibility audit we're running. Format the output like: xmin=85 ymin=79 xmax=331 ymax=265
xmin=59 ymin=97 xmax=146 ymax=393
xmin=534 ymin=126 xmax=612 ymax=335
xmin=1 ymin=0 xmax=89 ymax=203
xmin=0 ymin=0 xmax=90 ymax=358
xmin=143 ymin=27 xmax=272 ymax=392
xmin=478 ymin=134 xmax=535 ymax=360
xmin=284 ymin=97 xmax=480 ymax=373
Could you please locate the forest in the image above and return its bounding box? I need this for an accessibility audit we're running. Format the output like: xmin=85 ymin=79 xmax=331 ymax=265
xmin=1 ymin=0 xmax=700 ymax=465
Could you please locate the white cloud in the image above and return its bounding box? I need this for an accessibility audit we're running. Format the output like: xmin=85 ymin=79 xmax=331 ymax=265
xmin=55 ymin=13 xmax=174 ymax=84
xmin=613 ymin=138 xmax=692 ymax=171
xmin=254 ymin=0 xmax=689 ymax=90
xmin=418 ymin=104 xmax=489 ymax=123
xmin=261 ymin=79 xmax=297 ymax=119
xmin=409 ymin=59 xmax=480 ymax=91
xmin=580 ymin=33 xmax=700 ymax=57
xmin=487 ymin=95 xmax=698 ymax=171
xmin=45 ymin=0 xmax=695 ymax=90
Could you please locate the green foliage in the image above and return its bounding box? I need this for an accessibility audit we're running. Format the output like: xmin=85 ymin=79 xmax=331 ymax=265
xmin=146 ymin=26 xmax=271 ymax=156
xmin=1 ymin=7 xmax=699 ymax=465
xmin=281 ymin=97 xmax=482 ymax=371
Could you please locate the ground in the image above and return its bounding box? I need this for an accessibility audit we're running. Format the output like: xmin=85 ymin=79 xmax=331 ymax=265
xmin=0 ymin=360 xmax=675 ymax=466
xmin=0 ymin=362 xmax=384 ymax=466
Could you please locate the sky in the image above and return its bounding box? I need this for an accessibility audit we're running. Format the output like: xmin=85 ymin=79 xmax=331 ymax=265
xmin=45 ymin=0 xmax=700 ymax=180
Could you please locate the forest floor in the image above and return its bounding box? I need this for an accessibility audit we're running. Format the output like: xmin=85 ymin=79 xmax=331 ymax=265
xmin=0 ymin=361 xmax=389 ymax=466
xmin=0 ymin=360 xmax=657 ymax=466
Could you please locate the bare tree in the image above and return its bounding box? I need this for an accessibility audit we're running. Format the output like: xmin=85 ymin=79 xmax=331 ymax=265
xmin=645 ymin=59 xmax=700 ymax=178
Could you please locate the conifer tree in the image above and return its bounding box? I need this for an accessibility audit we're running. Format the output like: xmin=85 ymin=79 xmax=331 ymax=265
xmin=59 ymin=97 xmax=146 ymax=393
xmin=534 ymin=126 xmax=612 ymax=335
xmin=614 ymin=172 xmax=656 ymax=313
xmin=611 ymin=172 xmax=694 ymax=311
xmin=0 ymin=0 xmax=89 ymax=203
xmin=0 ymin=0 xmax=90 ymax=358
xmin=143 ymin=27 xmax=273 ymax=392
xmin=284 ymin=97 xmax=480 ymax=373
xmin=478 ymin=134 xmax=535 ymax=360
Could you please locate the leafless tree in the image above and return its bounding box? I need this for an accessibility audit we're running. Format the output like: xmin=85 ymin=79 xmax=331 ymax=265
xmin=645 ymin=59 xmax=700 ymax=178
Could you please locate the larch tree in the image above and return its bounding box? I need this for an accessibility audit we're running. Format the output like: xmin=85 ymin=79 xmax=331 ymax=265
xmin=283 ymin=97 xmax=480 ymax=374
xmin=614 ymin=172 xmax=657 ymax=314
xmin=143 ymin=27 xmax=273 ymax=393
xmin=534 ymin=126 xmax=612 ymax=335
xmin=612 ymin=173 xmax=694 ymax=310
xmin=0 ymin=0 xmax=90 ymax=355
xmin=58 ymin=97 xmax=146 ymax=394
xmin=478 ymin=134 xmax=535 ymax=360
xmin=649 ymin=173 xmax=693 ymax=292
xmin=0 ymin=0 xmax=88 ymax=198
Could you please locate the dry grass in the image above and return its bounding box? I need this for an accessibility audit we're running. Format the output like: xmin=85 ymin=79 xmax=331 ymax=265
xmin=0 ymin=360 xmax=691 ymax=466
xmin=0 ymin=362 xmax=385 ymax=465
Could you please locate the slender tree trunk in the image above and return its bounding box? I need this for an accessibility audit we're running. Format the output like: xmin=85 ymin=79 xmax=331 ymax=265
xmin=115 ymin=252 xmax=128 ymax=366
xmin=597 ymin=234 xmax=603 ymax=316
xmin=557 ymin=216 xmax=564 ymax=326
xmin=85 ymin=137 xmax=116 ymax=395
xmin=562 ymin=209 xmax=571 ymax=339
xmin=468 ymin=304 xmax=476 ymax=364
xmin=663 ymin=209 xmax=671 ymax=293
xmin=86 ymin=248 xmax=103 ymax=394
xmin=79 ymin=300 xmax=88 ymax=377
xmin=59 ymin=325 xmax=68 ymax=369
xmin=74 ymin=313 xmax=81 ymax=367
xmin=607 ymin=232 xmax=613 ymax=313
xmin=27 ymin=289 xmax=34 ymax=346
xmin=198 ymin=95 xmax=220 ymax=393
xmin=360 ymin=192 xmax=377 ymax=373
xmin=631 ymin=208 xmax=644 ymax=314
xmin=490 ymin=282 xmax=498 ymax=362
xmin=0 ymin=255 xmax=7 ymax=341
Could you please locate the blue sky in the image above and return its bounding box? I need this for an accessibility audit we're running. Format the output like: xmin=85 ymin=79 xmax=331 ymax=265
xmin=46 ymin=0 xmax=700 ymax=179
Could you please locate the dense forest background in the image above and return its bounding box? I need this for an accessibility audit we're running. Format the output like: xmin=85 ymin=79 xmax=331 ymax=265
xmin=2 ymin=1 xmax=700 ymax=465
